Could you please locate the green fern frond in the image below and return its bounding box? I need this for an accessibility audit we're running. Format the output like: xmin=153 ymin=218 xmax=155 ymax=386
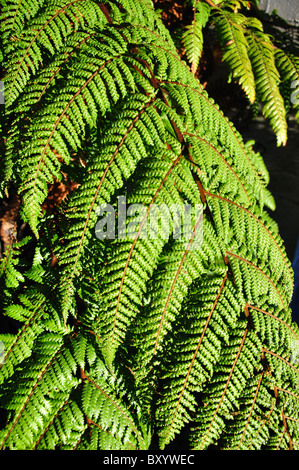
xmin=16 ymin=28 xmax=139 ymax=236
xmin=158 ymin=80 xmax=270 ymax=207
xmin=0 ymin=331 xmax=78 ymax=449
xmin=0 ymin=234 xmax=30 ymax=290
xmin=221 ymin=372 xmax=272 ymax=449
xmin=80 ymin=374 xmax=149 ymax=450
xmin=189 ymin=321 xmax=263 ymax=450
xmin=0 ymin=0 xmax=45 ymax=42
xmin=3 ymin=0 xmax=108 ymax=108
xmin=58 ymin=92 xmax=161 ymax=323
xmin=275 ymin=48 xmax=299 ymax=122
xmin=96 ymin=150 xmax=190 ymax=367
xmin=214 ymin=10 xmax=256 ymax=103
xmin=154 ymin=273 xmax=237 ymax=447
xmin=0 ymin=289 xmax=67 ymax=385
xmin=245 ymin=29 xmax=288 ymax=146
xmin=182 ymin=1 xmax=210 ymax=74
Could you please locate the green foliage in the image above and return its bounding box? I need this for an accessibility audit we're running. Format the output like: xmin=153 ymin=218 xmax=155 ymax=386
xmin=182 ymin=0 xmax=211 ymax=73
xmin=275 ymin=49 xmax=299 ymax=122
xmin=245 ymin=27 xmax=288 ymax=147
xmin=213 ymin=9 xmax=256 ymax=104
xmin=0 ymin=0 xmax=299 ymax=451
xmin=181 ymin=0 xmax=298 ymax=147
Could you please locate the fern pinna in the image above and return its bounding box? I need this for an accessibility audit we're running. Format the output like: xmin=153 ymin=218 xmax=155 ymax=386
xmin=0 ymin=0 xmax=298 ymax=451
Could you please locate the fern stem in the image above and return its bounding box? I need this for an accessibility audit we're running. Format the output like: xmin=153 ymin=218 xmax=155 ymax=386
xmin=83 ymin=375 xmax=146 ymax=449
xmin=276 ymin=387 xmax=299 ymax=403
xmin=264 ymin=350 xmax=299 ymax=376
xmin=198 ymin=325 xmax=249 ymax=449
xmin=162 ymin=273 xmax=228 ymax=446
xmin=236 ymin=371 xmax=264 ymax=450
xmin=274 ymin=386 xmax=294 ymax=450
xmin=107 ymin=152 xmax=184 ymax=362
xmin=247 ymin=305 xmax=299 ymax=343
xmin=203 ymin=0 xmax=219 ymax=8
xmin=227 ymin=252 xmax=287 ymax=310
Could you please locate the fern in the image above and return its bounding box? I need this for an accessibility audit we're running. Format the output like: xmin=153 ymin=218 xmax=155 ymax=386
xmin=274 ymin=48 xmax=299 ymax=122
xmin=245 ymin=27 xmax=288 ymax=147
xmin=181 ymin=1 xmax=292 ymax=146
xmin=0 ymin=0 xmax=299 ymax=451
xmin=182 ymin=0 xmax=210 ymax=74
xmin=213 ymin=9 xmax=256 ymax=103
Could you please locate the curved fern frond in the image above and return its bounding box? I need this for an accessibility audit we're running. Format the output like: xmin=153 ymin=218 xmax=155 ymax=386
xmin=157 ymin=79 xmax=271 ymax=207
xmin=96 ymin=149 xmax=189 ymax=366
xmin=0 ymin=233 xmax=30 ymax=292
xmin=80 ymin=375 xmax=149 ymax=450
xmin=0 ymin=0 xmax=45 ymax=43
xmin=274 ymin=48 xmax=299 ymax=122
xmin=0 ymin=291 xmax=63 ymax=385
xmin=17 ymin=29 xmax=139 ymax=235
xmin=0 ymin=331 xmax=77 ymax=449
xmin=182 ymin=0 xmax=210 ymax=74
xmin=3 ymin=0 xmax=108 ymax=108
xmin=154 ymin=273 xmax=234 ymax=447
xmin=214 ymin=10 xmax=256 ymax=103
xmin=245 ymin=29 xmax=288 ymax=146
xmin=189 ymin=321 xmax=263 ymax=450
xmin=58 ymin=92 xmax=161 ymax=322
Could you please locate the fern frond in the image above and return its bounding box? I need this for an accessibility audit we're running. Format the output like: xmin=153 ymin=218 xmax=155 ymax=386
xmin=96 ymin=150 xmax=191 ymax=367
xmin=17 ymin=29 xmax=140 ymax=236
xmin=182 ymin=1 xmax=210 ymax=74
xmin=58 ymin=92 xmax=161 ymax=323
xmin=221 ymin=372 xmax=272 ymax=449
xmin=154 ymin=273 xmax=237 ymax=447
xmin=0 ymin=332 xmax=78 ymax=449
xmin=206 ymin=193 xmax=293 ymax=304
xmin=0 ymin=0 xmax=45 ymax=43
xmin=157 ymin=79 xmax=270 ymax=207
xmin=0 ymin=234 xmax=30 ymax=291
xmin=245 ymin=29 xmax=288 ymax=146
xmin=214 ymin=10 xmax=256 ymax=103
xmin=80 ymin=374 xmax=149 ymax=450
xmin=34 ymin=399 xmax=86 ymax=449
xmin=189 ymin=321 xmax=263 ymax=450
xmin=3 ymin=0 xmax=108 ymax=108
xmin=274 ymin=48 xmax=299 ymax=122
xmin=0 ymin=290 xmax=66 ymax=385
